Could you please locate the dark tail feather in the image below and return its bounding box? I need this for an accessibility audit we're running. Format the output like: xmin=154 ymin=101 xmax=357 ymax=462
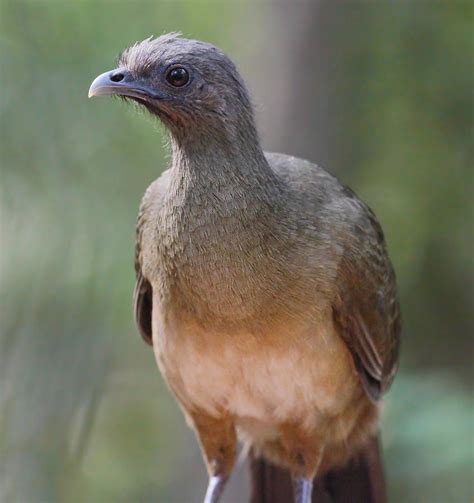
xmin=249 ymin=436 xmax=386 ymax=503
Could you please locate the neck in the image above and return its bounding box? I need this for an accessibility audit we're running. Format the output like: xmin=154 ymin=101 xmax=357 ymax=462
xmin=159 ymin=122 xmax=285 ymax=323
xmin=166 ymin=119 xmax=281 ymax=204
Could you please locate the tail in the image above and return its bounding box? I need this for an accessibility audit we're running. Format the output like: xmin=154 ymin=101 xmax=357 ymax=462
xmin=249 ymin=436 xmax=386 ymax=503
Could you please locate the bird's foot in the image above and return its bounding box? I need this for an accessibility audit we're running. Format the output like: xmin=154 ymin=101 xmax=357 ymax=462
xmin=293 ymin=478 xmax=313 ymax=503
xmin=203 ymin=474 xmax=227 ymax=503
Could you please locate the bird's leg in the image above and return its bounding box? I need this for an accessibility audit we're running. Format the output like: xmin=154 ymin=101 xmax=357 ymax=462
xmin=278 ymin=423 xmax=324 ymax=503
xmin=204 ymin=474 xmax=227 ymax=503
xmin=292 ymin=478 xmax=313 ymax=503
xmin=189 ymin=411 xmax=237 ymax=503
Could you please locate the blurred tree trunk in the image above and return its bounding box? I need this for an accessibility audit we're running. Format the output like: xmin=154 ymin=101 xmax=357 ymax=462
xmin=247 ymin=1 xmax=340 ymax=173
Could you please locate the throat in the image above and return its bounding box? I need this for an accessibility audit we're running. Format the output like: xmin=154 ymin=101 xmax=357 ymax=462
xmin=167 ymin=130 xmax=282 ymax=220
xmin=160 ymin=133 xmax=284 ymax=323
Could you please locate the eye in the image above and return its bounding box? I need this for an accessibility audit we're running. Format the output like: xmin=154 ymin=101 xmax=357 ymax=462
xmin=166 ymin=67 xmax=189 ymax=87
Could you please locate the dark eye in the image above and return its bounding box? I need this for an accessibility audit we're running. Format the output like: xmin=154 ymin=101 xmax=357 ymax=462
xmin=166 ymin=67 xmax=189 ymax=87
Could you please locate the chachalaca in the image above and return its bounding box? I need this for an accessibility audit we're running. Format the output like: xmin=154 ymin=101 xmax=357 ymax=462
xmin=89 ymin=33 xmax=401 ymax=503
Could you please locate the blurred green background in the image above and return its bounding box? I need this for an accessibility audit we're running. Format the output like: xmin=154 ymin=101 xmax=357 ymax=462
xmin=1 ymin=1 xmax=472 ymax=502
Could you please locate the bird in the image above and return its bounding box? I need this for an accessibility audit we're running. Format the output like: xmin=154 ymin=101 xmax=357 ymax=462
xmin=88 ymin=33 xmax=401 ymax=503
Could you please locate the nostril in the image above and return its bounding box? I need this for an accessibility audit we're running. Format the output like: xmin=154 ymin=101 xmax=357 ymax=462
xmin=110 ymin=72 xmax=125 ymax=83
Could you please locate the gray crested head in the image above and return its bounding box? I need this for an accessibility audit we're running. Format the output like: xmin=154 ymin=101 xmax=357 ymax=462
xmin=89 ymin=33 xmax=258 ymax=147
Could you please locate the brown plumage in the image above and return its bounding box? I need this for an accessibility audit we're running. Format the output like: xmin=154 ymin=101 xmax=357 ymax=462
xmin=89 ymin=33 xmax=401 ymax=503
xmin=250 ymin=436 xmax=387 ymax=503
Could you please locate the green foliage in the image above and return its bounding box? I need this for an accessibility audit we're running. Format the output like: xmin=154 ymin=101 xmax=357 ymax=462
xmin=384 ymin=373 xmax=473 ymax=503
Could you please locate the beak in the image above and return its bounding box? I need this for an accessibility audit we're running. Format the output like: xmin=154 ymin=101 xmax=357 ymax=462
xmin=88 ymin=69 xmax=161 ymax=100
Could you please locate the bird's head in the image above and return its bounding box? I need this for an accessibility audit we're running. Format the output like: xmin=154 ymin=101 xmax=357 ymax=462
xmin=89 ymin=33 xmax=254 ymax=140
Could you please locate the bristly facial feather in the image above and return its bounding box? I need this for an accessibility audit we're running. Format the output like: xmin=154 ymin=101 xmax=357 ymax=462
xmin=116 ymin=33 xmax=256 ymax=144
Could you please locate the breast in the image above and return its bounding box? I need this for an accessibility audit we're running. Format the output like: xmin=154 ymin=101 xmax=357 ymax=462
xmin=152 ymin=300 xmax=359 ymax=435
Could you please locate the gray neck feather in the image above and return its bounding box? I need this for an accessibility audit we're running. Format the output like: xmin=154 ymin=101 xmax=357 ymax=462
xmin=167 ymin=113 xmax=282 ymax=210
xmin=158 ymin=93 xmax=288 ymax=320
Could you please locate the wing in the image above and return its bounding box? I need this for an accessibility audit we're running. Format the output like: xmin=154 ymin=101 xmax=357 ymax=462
xmin=132 ymin=171 xmax=171 ymax=347
xmin=133 ymin=200 xmax=153 ymax=346
xmin=332 ymin=197 xmax=401 ymax=402
xmin=133 ymin=270 xmax=153 ymax=346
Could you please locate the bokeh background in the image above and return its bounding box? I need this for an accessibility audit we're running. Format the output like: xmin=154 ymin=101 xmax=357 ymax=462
xmin=1 ymin=1 xmax=472 ymax=502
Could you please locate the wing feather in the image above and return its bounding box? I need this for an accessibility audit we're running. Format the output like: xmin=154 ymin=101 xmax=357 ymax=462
xmin=132 ymin=171 xmax=171 ymax=347
xmin=133 ymin=272 xmax=153 ymax=346
xmin=332 ymin=201 xmax=401 ymax=402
